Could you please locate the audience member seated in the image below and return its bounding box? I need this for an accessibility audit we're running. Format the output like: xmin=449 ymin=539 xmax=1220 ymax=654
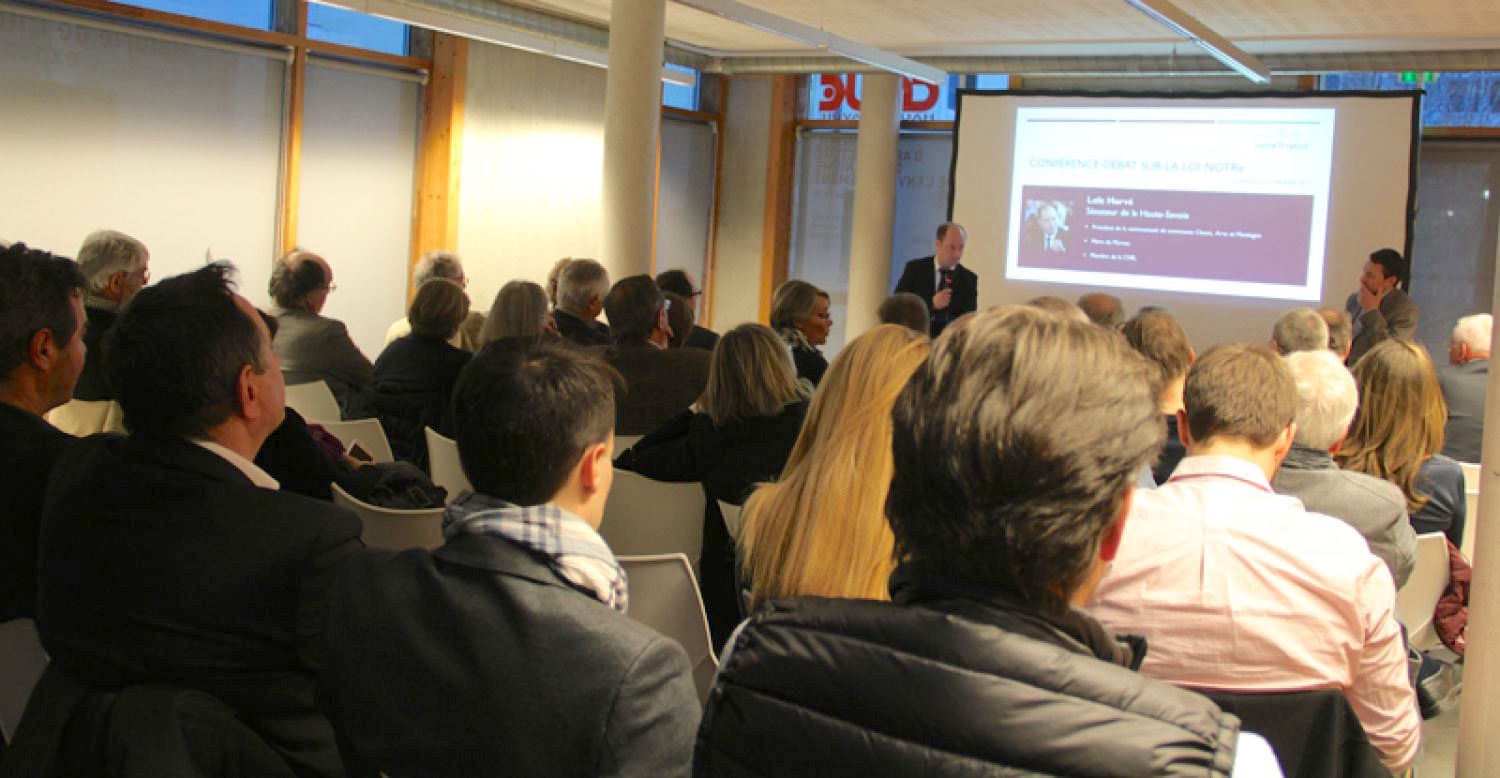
xmin=656 ymin=268 xmax=719 ymax=350
xmin=353 ymin=279 xmax=472 ymax=466
xmin=1440 ymin=313 xmax=1490 ymax=463
xmin=1027 ymin=294 xmax=1089 ymax=323
xmin=0 ymin=244 xmax=87 ymax=622
xmin=876 ymin=291 xmax=929 ymax=336
xmin=770 ymin=279 xmax=832 ymax=387
xmin=35 ymin=263 xmax=362 ymax=776
xmin=478 ymin=279 xmax=555 ymax=345
xmin=1089 ymin=343 xmax=1419 ymax=773
xmin=1346 ymin=248 xmax=1419 ymax=367
xmin=1077 ymin=291 xmax=1124 ymax=328
xmin=739 ymin=324 xmax=929 ymax=610
xmin=252 ymin=311 xmax=348 ymax=501
xmin=697 ymin=307 xmax=1244 ymax=775
xmin=1270 ymin=307 xmax=1330 ymax=355
xmin=269 ymin=249 xmax=372 ymax=412
xmin=615 ymin=323 xmax=808 ymax=649
xmin=554 ymin=258 xmax=611 ymax=347
xmin=1121 ymin=311 xmax=1194 ymax=484
xmin=383 ymin=249 xmax=484 ymax=351
xmin=322 ymin=337 xmax=699 ymax=777
xmin=597 ymin=275 xmax=710 ymax=435
xmin=1319 ymin=307 xmax=1353 ymax=362
xmin=73 ymin=229 xmax=149 ymax=400
xmin=545 ymin=256 xmax=572 ymax=308
xmin=1272 ymin=349 xmax=1417 ymax=587
xmin=662 ymin=291 xmax=695 ymax=349
xmin=1338 ymin=339 xmax=1467 ymax=547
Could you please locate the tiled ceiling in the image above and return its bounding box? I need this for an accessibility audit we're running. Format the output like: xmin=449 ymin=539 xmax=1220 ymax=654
xmin=498 ymin=0 xmax=1500 ymax=56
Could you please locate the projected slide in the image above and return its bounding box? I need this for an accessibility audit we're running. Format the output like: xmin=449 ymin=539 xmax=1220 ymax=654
xmin=1005 ymin=106 xmax=1336 ymax=301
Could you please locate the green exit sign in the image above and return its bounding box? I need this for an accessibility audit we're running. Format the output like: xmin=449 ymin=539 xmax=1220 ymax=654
xmin=1400 ymin=71 xmax=1439 ymax=84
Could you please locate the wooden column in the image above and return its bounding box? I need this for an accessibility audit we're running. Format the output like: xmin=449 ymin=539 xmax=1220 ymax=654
xmin=275 ymin=2 xmax=309 ymax=256
xmin=758 ymin=75 xmax=799 ymax=322
xmin=409 ymin=33 xmax=468 ymax=298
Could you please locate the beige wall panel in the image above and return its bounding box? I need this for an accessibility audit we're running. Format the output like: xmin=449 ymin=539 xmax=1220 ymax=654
xmin=708 ymin=76 xmax=773 ymax=329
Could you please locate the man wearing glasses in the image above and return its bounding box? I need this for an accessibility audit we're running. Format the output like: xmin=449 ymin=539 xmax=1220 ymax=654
xmin=655 ymin=268 xmax=719 ymax=351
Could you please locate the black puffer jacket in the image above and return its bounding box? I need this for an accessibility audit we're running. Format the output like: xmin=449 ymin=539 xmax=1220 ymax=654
xmin=695 ymin=573 xmax=1239 ymax=777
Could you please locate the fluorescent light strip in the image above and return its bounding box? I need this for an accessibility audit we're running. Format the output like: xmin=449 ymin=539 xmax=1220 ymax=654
xmin=310 ymin=0 xmax=696 ymax=85
xmin=1123 ymin=0 xmax=1270 ymax=83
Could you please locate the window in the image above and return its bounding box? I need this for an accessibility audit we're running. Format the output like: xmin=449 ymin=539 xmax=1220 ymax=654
xmin=662 ymin=64 xmax=700 ymax=111
xmin=1321 ymin=72 xmax=1500 ymax=128
xmin=307 ymin=4 xmax=408 ymax=56
xmin=968 ymin=74 xmax=1011 ymax=91
xmin=806 ymin=73 xmax=962 ymax=122
xmin=112 ymin=0 xmax=272 ymax=29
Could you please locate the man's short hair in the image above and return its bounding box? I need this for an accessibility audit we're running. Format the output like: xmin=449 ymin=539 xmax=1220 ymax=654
xmin=0 ymin=243 xmax=87 ymax=380
xmin=557 ymin=259 xmax=609 ymax=312
xmin=603 ymin=275 xmax=664 ymax=345
xmin=1182 ymin=344 xmax=1297 ymax=448
xmin=1284 ymin=349 xmax=1358 ymax=451
xmin=1077 ymin=293 xmax=1124 ymax=328
xmin=1453 ymin=314 xmax=1492 ymax=353
xmin=1271 ymin=307 xmax=1330 ymax=355
xmin=655 ymin=269 xmax=698 ymax=299
xmin=1370 ymin=248 xmax=1408 ymax=285
xmin=887 ymin=306 xmax=1163 ymax=617
xmin=1121 ymin=312 xmax=1193 ymax=390
xmin=452 ymin=337 xmax=620 ymax=505
xmin=878 ymin=292 xmax=929 ymax=336
xmin=268 ymin=249 xmax=328 ymax=310
xmin=412 ymin=249 xmax=463 ymax=288
xmin=107 ymin=262 xmax=267 ymax=438
xmin=408 ymin=279 xmax=470 ymax=340
xmin=1317 ymin=308 xmax=1352 ymax=355
xmin=934 ymin=222 xmax=966 ymax=242
xmin=77 ymin=229 xmax=148 ymax=295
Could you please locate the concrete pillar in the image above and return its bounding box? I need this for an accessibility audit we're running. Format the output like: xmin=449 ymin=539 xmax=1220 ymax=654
xmin=601 ymin=0 xmax=665 ymax=281
xmin=843 ymin=73 xmax=902 ymax=341
xmin=1457 ymin=232 xmax=1500 ymax=775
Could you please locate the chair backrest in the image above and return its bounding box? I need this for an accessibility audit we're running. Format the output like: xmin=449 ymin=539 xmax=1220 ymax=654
xmin=1199 ymin=688 xmax=1386 ymax=778
xmin=599 ymin=471 xmax=707 ymax=564
xmin=0 ymin=618 xmax=49 ymax=742
xmin=1463 ymin=484 xmax=1479 ymax=561
xmin=424 ymin=427 xmax=471 ymax=504
xmin=618 ymin=554 xmax=718 ymax=704
xmin=1460 ymin=461 xmax=1481 ymax=493
xmin=319 ymin=418 xmax=395 ymax=464
xmin=331 ymin=482 xmax=445 ymax=551
xmin=1397 ymin=532 xmax=1451 ymax=651
xmin=45 ymin=399 xmax=126 ymax=436
xmin=716 ymin=500 xmax=744 ymax=541
xmin=284 ymin=380 xmax=341 ymax=422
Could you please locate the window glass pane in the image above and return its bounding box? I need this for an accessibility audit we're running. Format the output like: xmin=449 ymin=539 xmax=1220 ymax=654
xmin=806 ymin=73 xmax=960 ymax=122
xmin=969 ymin=74 xmax=1011 ymax=90
xmin=307 ymin=4 xmax=408 ymax=56
xmin=662 ymin=64 xmax=700 ymax=111
xmin=112 ymin=0 xmax=271 ymax=29
xmin=1321 ymin=72 xmax=1500 ymax=128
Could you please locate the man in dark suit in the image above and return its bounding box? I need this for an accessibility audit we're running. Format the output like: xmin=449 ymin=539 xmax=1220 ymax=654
xmin=1344 ymin=248 xmax=1419 ymax=366
xmin=322 ymin=336 xmax=700 ymax=777
xmin=35 ymin=263 xmax=363 ymax=776
xmin=893 ymin=222 xmax=978 ymax=338
xmin=1440 ymin=313 xmax=1491 ymax=463
xmin=72 ymin=229 xmax=150 ymax=400
xmin=597 ymin=275 xmax=711 ymax=435
xmin=554 ymin=257 xmax=613 ymax=347
xmin=0 ymin=243 xmax=88 ymax=622
xmin=655 ymin=268 xmax=720 ymax=350
xmin=269 ymin=249 xmax=373 ymax=411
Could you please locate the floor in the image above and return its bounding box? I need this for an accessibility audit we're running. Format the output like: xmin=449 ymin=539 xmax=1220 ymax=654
xmin=1417 ymin=704 xmax=1459 ymax=777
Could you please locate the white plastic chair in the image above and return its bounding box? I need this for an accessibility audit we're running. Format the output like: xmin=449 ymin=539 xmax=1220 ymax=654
xmin=717 ymin=499 xmax=744 ymax=541
xmin=0 ymin=618 xmax=49 ymax=743
xmin=600 ymin=472 xmax=707 ymax=564
xmin=45 ymin=399 xmax=126 ymax=436
xmin=331 ymin=482 xmax=445 ymax=551
xmin=284 ymin=380 xmax=341 ymax=422
xmin=1460 ymin=461 xmax=1481 ymax=562
xmin=618 ymin=554 xmax=719 ymax=704
xmin=425 ymin=427 xmax=471 ymax=504
xmin=1397 ymin=532 xmax=1452 ymax=651
xmin=319 ymin=418 xmax=395 ymax=464
xmin=1460 ymin=462 xmax=1481 ymax=493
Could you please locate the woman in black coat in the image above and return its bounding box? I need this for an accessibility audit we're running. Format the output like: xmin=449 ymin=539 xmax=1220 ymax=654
xmin=615 ymin=323 xmax=808 ymax=650
xmin=769 ymin=279 xmax=833 ymax=387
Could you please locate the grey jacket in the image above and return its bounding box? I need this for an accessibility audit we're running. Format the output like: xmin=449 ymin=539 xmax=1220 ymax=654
xmin=1345 ymin=287 xmax=1419 ymax=366
xmin=1439 ymin=358 xmax=1487 ymax=464
xmin=272 ymin=307 xmax=373 ymax=410
xmin=1272 ymin=445 xmax=1417 ymax=588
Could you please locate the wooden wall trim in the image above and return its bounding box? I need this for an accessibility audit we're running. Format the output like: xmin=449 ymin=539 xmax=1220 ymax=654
xmin=700 ymin=76 xmax=728 ymax=329
xmin=408 ymin=33 xmax=468 ymax=298
xmin=759 ymin=74 xmax=800 ymax=323
xmin=277 ymin=32 xmax=308 ymax=256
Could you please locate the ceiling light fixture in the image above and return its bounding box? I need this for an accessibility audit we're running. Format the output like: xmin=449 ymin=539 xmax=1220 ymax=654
xmin=1123 ymin=0 xmax=1270 ymax=83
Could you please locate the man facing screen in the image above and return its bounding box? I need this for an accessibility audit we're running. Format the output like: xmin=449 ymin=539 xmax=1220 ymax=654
xmin=893 ymin=222 xmax=978 ymax=338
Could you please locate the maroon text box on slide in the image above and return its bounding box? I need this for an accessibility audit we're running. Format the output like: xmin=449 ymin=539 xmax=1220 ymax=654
xmin=1015 ymin=185 xmax=1314 ymax=286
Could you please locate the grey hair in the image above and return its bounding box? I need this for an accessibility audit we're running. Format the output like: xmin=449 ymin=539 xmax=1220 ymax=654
xmin=1284 ymin=349 xmax=1358 ymax=451
xmin=1271 ymin=308 xmax=1329 ymax=355
xmin=557 ymin=258 xmax=609 ymax=312
xmin=480 ymin=280 xmax=551 ymax=344
xmin=412 ymin=249 xmax=463 ymax=288
xmin=1452 ymin=314 xmax=1492 ymax=353
xmin=77 ymin=229 xmax=148 ymax=293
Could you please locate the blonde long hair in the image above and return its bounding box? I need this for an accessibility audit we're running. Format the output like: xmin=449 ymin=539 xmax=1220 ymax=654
xmin=739 ymin=324 xmax=930 ymax=607
xmin=1336 ymin=339 xmax=1447 ymax=514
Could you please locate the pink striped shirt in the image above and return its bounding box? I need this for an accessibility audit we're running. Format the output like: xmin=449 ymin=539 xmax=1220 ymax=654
xmin=1088 ymin=455 xmax=1420 ymax=772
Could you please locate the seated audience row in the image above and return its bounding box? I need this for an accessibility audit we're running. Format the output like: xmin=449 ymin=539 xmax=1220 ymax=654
xmin=383 ymin=249 xmax=485 ymax=351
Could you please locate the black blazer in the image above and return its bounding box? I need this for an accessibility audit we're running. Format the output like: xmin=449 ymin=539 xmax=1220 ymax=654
xmin=893 ymin=256 xmax=978 ymax=338
xmin=73 ymin=303 xmax=118 ymax=401
xmin=554 ymin=308 xmax=612 ymax=347
xmin=0 ymin=401 xmax=74 ymax=621
xmin=354 ymin=334 xmax=472 ymax=465
xmin=596 ymin=342 xmax=712 ymax=436
xmin=36 ymin=433 xmax=363 ymax=778
xmin=322 ymin=533 xmax=701 ymax=777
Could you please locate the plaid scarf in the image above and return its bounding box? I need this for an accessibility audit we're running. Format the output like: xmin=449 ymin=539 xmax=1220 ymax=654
xmin=778 ymin=326 xmax=815 ymax=354
xmin=443 ymin=492 xmax=628 ymax=613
